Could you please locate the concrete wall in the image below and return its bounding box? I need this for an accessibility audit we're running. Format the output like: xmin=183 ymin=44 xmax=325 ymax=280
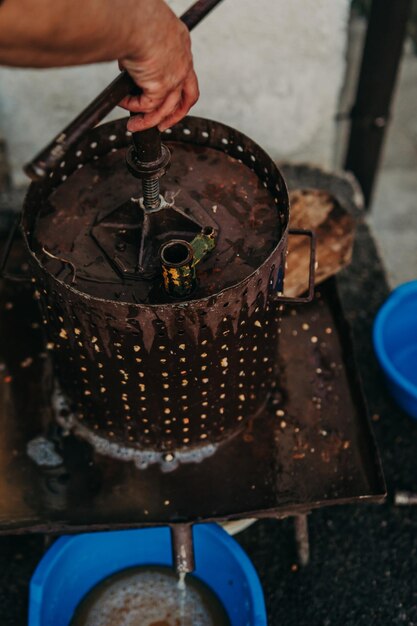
xmin=0 ymin=0 xmax=350 ymax=187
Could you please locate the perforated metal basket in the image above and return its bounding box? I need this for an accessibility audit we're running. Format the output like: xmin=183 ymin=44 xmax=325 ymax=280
xmin=22 ymin=116 xmax=314 ymax=453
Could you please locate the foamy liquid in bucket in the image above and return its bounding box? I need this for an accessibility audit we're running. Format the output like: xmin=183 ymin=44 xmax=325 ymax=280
xmin=70 ymin=566 xmax=231 ymax=626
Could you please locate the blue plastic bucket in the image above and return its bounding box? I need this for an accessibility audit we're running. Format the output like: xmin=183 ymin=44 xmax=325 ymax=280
xmin=29 ymin=523 xmax=266 ymax=626
xmin=374 ymin=280 xmax=417 ymax=419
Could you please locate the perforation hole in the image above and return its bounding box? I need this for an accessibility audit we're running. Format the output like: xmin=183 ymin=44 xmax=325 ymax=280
xmin=109 ymin=134 xmax=117 ymax=141
xmin=90 ymin=141 xmax=98 ymax=149
xmin=201 ymin=131 xmax=209 ymax=138
xmin=183 ymin=128 xmax=191 ymax=135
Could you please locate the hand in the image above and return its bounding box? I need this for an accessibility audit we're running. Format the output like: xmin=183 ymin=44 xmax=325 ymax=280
xmin=119 ymin=1 xmax=199 ymax=133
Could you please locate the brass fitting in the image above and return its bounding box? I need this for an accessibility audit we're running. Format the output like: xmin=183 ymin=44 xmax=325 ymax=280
xmin=160 ymin=228 xmax=216 ymax=298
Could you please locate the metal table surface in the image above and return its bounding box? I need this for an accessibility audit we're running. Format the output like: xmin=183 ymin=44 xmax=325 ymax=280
xmin=0 ymin=262 xmax=384 ymax=535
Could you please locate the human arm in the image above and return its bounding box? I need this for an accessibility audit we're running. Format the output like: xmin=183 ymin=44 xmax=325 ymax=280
xmin=0 ymin=0 xmax=199 ymax=131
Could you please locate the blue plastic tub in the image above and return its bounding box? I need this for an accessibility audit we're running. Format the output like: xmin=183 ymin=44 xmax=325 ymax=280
xmin=29 ymin=523 xmax=266 ymax=626
xmin=374 ymin=280 xmax=417 ymax=419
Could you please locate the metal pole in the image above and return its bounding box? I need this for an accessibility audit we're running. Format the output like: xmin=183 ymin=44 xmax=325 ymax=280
xmin=344 ymin=0 xmax=412 ymax=207
xmin=171 ymin=524 xmax=195 ymax=575
xmin=294 ymin=514 xmax=310 ymax=567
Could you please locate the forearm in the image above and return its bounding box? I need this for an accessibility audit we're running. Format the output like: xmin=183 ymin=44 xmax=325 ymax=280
xmin=0 ymin=0 xmax=164 ymax=68
xmin=0 ymin=0 xmax=198 ymax=132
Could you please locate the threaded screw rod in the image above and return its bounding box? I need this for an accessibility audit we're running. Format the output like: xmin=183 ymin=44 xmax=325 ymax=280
xmin=142 ymin=177 xmax=161 ymax=211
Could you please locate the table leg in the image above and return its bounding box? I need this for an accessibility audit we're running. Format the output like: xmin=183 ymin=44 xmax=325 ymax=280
xmin=294 ymin=514 xmax=310 ymax=566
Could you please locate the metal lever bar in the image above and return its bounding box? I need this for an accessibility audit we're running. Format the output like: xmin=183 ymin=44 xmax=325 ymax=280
xmin=24 ymin=0 xmax=225 ymax=181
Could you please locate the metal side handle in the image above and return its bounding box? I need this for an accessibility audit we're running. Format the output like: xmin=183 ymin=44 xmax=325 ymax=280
xmin=273 ymin=228 xmax=316 ymax=304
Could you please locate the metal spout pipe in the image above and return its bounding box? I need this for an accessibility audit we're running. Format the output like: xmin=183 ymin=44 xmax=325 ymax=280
xmin=171 ymin=524 xmax=195 ymax=575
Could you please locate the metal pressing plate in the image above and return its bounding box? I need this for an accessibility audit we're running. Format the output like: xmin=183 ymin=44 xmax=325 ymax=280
xmin=0 ymin=233 xmax=385 ymax=535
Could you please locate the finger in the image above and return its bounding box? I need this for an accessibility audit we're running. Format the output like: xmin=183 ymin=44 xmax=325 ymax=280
xmin=119 ymin=92 xmax=165 ymax=114
xmin=127 ymin=87 xmax=182 ymax=132
xmin=118 ymin=60 xmax=143 ymax=110
xmin=158 ymin=70 xmax=199 ymax=131
xmin=158 ymin=70 xmax=199 ymax=132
